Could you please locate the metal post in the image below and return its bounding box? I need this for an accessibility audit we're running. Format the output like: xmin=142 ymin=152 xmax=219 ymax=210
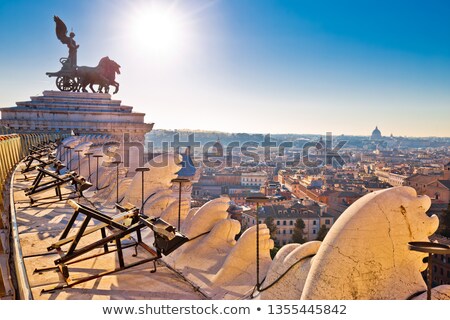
xmin=112 ymin=160 xmax=122 ymax=203
xmin=407 ymin=241 xmax=450 ymax=301
xmin=245 ymin=195 xmax=270 ymax=290
xmin=427 ymin=252 xmax=432 ymax=300
xmin=178 ymin=182 xmax=182 ymax=230
xmin=70 ymin=148 xmax=73 ymax=171
xmin=61 ymin=145 xmax=65 ymax=162
xmin=75 ymin=149 xmax=82 ymax=175
xmin=93 ymin=154 xmax=103 ymax=190
xmin=84 ymin=152 xmax=93 ymax=180
xmin=67 ymin=147 xmax=73 ymax=171
xmin=136 ymin=167 xmax=150 ymax=214
xmin=171 ymin=178 xmax=190 ymax=231
xmin=62 ymin=146 xmax=68 ymax=162
xmin=58 ymin=142 xmax=62 ymax=161
xmin=256 ymin=201 xmax=260 ymax=286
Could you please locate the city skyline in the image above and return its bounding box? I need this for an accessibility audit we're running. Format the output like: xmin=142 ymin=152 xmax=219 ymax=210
xmin=0 ymin=0 xmax=449 ymax=137
xmin=148 ymin=127 xmax=450 ymax=139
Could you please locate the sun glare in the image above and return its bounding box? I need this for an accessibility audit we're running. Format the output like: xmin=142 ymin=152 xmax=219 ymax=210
xmin=130 ymin=5 xmax=187 ymax=60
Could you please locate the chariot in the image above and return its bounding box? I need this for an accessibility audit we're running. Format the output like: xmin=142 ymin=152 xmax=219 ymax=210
xmin=46 ymin=57 xmax=79 ymax=92
xmin=46 ymin=56 xmax=120 ymax=94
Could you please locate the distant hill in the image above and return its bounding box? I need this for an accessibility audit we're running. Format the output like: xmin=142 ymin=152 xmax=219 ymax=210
xmin=146 ymin=129 xmax=450 ymax=150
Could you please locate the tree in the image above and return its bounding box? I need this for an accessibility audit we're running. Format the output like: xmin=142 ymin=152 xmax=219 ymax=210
xmin=264 ymin=216 xmax=277 ymax=242
xmin=292 ymin=218 xmax=306 ymax=244
xmin=270 ymin=247 xmax=280 ymax=259
xmin=316 ymin=224 xmax=329 ymax=241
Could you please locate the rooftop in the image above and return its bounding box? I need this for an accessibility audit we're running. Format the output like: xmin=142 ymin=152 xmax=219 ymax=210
xmin=438 ymin=180 xmax=450 ymax=190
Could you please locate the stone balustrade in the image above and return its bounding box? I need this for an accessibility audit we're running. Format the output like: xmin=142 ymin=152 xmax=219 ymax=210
xmin=0 ymin=132 xmax=66 ymax=299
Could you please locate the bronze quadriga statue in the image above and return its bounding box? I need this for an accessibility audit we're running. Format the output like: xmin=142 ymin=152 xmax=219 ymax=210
xmin=46 ymin=16 xmax=120 ymax=94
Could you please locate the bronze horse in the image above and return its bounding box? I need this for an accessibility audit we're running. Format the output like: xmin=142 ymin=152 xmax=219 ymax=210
xmin=98 ymin=58 xmax=120 ymax=94
xmin=76 ymin=57 xmax=121 ymax=94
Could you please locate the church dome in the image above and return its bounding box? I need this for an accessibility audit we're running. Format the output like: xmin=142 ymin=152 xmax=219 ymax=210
xmin=371 ymin=126 xmax=382 ymax=140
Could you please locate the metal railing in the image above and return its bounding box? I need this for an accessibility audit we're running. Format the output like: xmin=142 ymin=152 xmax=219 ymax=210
xmin=0 ymin=131 xmax=67 ymax=299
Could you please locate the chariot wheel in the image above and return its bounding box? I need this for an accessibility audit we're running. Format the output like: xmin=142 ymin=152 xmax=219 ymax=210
xmin=56 ymin=76 xmax=78 ymax=92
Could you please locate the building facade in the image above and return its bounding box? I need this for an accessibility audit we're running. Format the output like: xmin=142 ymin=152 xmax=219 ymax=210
xmin=241 ymin=171 xmax=268 ymax=187
xmin=242 ymin=201 xmax=334 ymax=246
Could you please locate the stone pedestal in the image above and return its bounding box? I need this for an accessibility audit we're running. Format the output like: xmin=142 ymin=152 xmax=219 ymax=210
xmin=0 ymin=90 xmax=153 ymax=171
xmin=0 ymin=90 xmax=153 ymax=141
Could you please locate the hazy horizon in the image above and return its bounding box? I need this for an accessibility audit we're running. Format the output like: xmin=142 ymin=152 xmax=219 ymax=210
xmin=147 ymin=127 xmax=450 ymax=139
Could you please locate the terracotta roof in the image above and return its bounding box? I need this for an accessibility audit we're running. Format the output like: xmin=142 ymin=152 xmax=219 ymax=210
xmin=438 ymin=180 xmax=450 ymax=190
xmin=258 ymin=206 xmax=321 ymax=219
xmin=404 ymin=174 xmax=438 ymax=185
xmin=321 ymin=190 xmax=338 ymax=196
xmin=337 ymin=191 xmax=361 ymax=198
xmin=429 ymin=234 xmax=450 ymax=246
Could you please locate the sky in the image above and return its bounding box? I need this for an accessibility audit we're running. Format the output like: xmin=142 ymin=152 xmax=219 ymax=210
xmin=0 ymin=0 xmax=449 ymax=137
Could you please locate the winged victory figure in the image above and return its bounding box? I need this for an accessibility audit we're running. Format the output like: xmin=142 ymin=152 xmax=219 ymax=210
xmin=54 ymin=15 xmax=79 ymax=69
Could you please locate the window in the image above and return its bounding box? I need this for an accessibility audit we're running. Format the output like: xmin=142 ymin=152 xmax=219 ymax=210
xmin=313 ymin=220 xmax=317 ymax=225
xmin=290 ymin=221 xmax=293 ymax=225
xmin=313 ymin=229 xmax=316 ymax=234
xmin=283 ymin=221 xmax=286 ymax=225
xmin=325 ymin=219 xmax=330 ymax=225
xmin=276 ymin=221 xmax=280 ymax=225
xmin=290 ymin=230 xmax=293 ymax=234
xmin=283 ymin=230 xmax=286 ymax=234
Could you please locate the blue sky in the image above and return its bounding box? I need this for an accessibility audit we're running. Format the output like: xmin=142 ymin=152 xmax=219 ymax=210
xmin=0 ymin=0 xmax=449 ymax=137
